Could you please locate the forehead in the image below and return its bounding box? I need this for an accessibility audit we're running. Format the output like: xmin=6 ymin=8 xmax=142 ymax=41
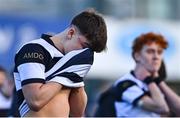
xmin=142 ymin=42 xmax=163 ymax=50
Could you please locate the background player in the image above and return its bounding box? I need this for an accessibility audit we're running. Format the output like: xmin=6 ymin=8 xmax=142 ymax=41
xmin=95 ymin=32 xmax=180 ymax=117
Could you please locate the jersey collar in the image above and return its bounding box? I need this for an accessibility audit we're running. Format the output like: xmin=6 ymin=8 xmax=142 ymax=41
xmin=41 ymin=34 xmax=55 ymax=46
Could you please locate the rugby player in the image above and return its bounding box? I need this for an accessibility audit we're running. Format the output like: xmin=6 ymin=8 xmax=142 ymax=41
xmin=14 ymin=8 xmax=107 ymax=117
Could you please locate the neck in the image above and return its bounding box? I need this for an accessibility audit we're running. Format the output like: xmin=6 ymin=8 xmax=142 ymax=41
xmin=50 ymin=33 xmax=65 ymax=54
xmin=134 ymin=64 xmax=151 ymax=80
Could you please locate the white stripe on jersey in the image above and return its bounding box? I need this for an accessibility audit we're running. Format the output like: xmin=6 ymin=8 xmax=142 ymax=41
xmin=47 ymin=76 xmax=84 ymax=87
xmin=20 ymin=103 xmax=30 ymax=117
xmin=19 ymin=100 xmax=26 ymax=111
xmin=18 ymin=63 xmax=45 ymax=81
xmin=28 ymin=38 xmax=64 ymax=58
xmin=45 ymin=48 xmax=88 ymax=77
xmin=114 ymin=72 xmax=160 ymax=117
xmin=122 ymin=85 xmax=144 ymax=103
xmin=54 ymin=64 xmax=91 ymax=77
xmin=14 ymin=72 xmax=21 ymax=91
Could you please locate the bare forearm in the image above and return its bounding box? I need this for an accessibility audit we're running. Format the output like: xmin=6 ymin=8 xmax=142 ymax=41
xmin=148 ymin=82 xmax=169 ymax=113
xmin=23 ymin=82 xmax=62 ymax=111
xmin=69 ymin=87 xmax=87 ymax=117
xmin=159 ymin=82 xmax=180 ymax=116
xmin=149 ymin=83 xmax=165 ymax=103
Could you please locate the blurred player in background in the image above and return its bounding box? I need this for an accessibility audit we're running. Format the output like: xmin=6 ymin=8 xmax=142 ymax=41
xmin=13 ymin=8 xmax=107 ymax=117
xmin=0 ymin=66 xmax=13 ymax=117
xmin=95 ymin=32 xmax=180 ymax=117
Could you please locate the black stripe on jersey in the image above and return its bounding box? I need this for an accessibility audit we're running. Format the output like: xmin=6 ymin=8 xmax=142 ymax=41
xmin=145 ymin=91 xmax=151 ymax=96
xmin=132 ymin=93 xmax=146 ymax=106
xmin=49 ymin=72 xmax=83 ymax=82
xmin=45 ymin=57 xmax=62 ymax=72
xmin=15 ymin=43 xmax=51 ymax=68
xmin=40 ymin=34 xmax=64 ymax=72
xmin=48 ymin=48 xmax=94 ymax=79
xmin=14 ymin=66 xmax=18 ymax=72
xmin=114 ymin=80 xmax=137 ymax=101
xmin=41 ymin=34 xmax=54 ymax=46
xmin=132 ymin=90 xmax=150 ymax=106
xmin=17 ymin=89 xmax=25 ymax=110
xmin=21 ymin=78 xmax=45 ymax=86
xmin=41 ymin=34 xmax=63 ymax=54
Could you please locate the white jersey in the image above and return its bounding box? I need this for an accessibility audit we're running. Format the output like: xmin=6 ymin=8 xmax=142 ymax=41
xmin=13 ymin=34 xmax=94 ymax=116
xmin=113 ymin=71 xmax=160 ymax=117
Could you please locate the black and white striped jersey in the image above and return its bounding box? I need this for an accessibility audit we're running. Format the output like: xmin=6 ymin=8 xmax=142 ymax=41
xmin=112 ymin=71 xmax=160 ymax=117
xmin=13 ymin=34 xmax=94 ymax=116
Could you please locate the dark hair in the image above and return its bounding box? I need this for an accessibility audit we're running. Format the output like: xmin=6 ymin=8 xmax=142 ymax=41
xmin=132 ymin=32 xmax=168 ymax=61
xmin=71 ymin=8 xmax=107 ymax=53
xmin=158 ymin=60 xmax=167 ymax=79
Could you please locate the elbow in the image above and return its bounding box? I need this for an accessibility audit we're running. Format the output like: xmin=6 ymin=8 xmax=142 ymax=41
xmin=28 ymin=101 xmax=44 ymax=111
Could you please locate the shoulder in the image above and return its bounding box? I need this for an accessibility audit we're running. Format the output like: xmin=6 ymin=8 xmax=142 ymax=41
xmin=114 ymin=80 xmax=137 ymax=92
xmin=16 ymin=39 xmax=52 ymax=56
xmin=114 ymin=72 xmax=137 ymax=86
xmin=15 ymin=41 xmax=51 ymax=66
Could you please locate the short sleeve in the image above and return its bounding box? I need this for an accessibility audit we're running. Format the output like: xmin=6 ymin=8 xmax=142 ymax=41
xmin=15 ymin=43 xmax=51 ymax=86
xmin=115 ymin=80 xmax=145 ymax=106
xmin=122 ymin=85 xmax=145 ymax=105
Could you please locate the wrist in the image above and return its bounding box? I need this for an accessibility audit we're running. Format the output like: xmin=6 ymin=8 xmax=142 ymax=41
xmin=158 ymin=80 xmax=165 ymax=87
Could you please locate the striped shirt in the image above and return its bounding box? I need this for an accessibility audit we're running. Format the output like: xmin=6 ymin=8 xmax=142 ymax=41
xmin=113 ymin=71 xmax=160 ymax=117
xmin=13 ymin=34 xmax=94 ymax=116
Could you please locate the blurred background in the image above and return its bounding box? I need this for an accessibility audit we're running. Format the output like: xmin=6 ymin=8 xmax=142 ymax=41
xmin=0 ymin=0 xmax=180 ymax=116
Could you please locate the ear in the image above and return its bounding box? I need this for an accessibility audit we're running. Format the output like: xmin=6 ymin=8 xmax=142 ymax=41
xmin=67 ymin=27 xmax=76 ymax=39
xmin=134 ymin=52 xmax=141 ymax=62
